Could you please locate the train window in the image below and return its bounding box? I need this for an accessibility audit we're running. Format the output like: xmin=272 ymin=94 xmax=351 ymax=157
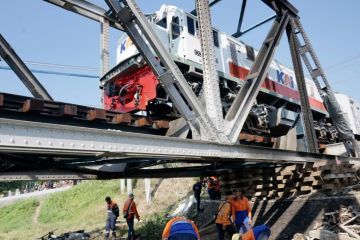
xmin=213 ymin=30 xmax=219 ymax=47
xmin=245 ymin=45 xmax=255 ymax=61
xmin=156 ymin=17 xmax=167 ymax=29
xmin=187 ymin=16 xmax=195 ymax=35
xmin=171 ymin=16 xmax=181 ymax=39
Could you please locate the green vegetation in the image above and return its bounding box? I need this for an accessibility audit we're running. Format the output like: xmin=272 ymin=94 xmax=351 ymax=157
xmin=0 ymin=199 xmax=39 ymax=234
xmin=39 ymin=180 xmax=120 ymax=224
xmin=137 ymin=213 xmax=168 ymax=240
xmin=0 ymin=180 xmax=122 ymax=240
xmin=0 ymin=178 xmax=195 ymax=240
xmin=0 ymin=181 xmax=29 ymax=195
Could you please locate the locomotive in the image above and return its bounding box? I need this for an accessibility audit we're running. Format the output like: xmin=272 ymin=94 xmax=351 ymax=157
xmin=100 ymin=5 xmax=360 ymax=143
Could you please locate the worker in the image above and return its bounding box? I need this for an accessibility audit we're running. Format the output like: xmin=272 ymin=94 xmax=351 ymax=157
xmin=123 ymin=193 xmax=140 ymax=240
xmin=231 ymin=190 xmax=252 ymax=234
xmin=105 ymin=196 xmax=119 ymax=239
xmin=214 ymin=177 xmax=221 ymax=200
xmin=162 ymin=216 xmax=200 ymax=240
xmin=231 ymin=224 xmax=271 ymax=240
xmin=215 ymin=191 xmax=235 ymax=240
xmin=193 ymin=178 xmax=204 ymax=212
xmin=207 ymin=176 xmax=220 ymax=200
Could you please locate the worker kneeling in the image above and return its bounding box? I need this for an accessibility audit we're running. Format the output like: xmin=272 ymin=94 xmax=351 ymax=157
xmin=232 ymin=224 xmax=271 ymax=240
xmin=162 ymin=216 xmax=200 ymax=240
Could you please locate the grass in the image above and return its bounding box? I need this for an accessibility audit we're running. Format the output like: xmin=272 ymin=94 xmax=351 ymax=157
xmin=39 ymin=180 xmax=120 ymax=224
xmin=0 ymin=180 xmax=121 ymax=240
xmin=0 ymin=199 xmax=39 ymax=236
xmin=0 ymin=178 xmax=195 ymax=240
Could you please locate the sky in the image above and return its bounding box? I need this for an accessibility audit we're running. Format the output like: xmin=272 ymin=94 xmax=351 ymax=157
xmin=0 ymin=0 xmax=359 ymax=107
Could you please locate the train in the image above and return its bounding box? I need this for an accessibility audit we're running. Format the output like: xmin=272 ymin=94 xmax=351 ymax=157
xmin=100 ymin=5 xmax=360 ymax=144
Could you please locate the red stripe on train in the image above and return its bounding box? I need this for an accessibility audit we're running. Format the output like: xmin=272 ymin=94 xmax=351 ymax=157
xmin=229 ymin=62 xmax=326 ymax=112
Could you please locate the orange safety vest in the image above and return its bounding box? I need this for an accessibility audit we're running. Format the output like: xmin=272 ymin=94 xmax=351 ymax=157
xmin=231 ymin=197 xmax=251 ymax=222
xmin=162 ymin=217 xmax=200 ymax=239
xmin=123 ymin=198 xmax=139 ymax=219
xmin=107 ymin=200 xmax=117 ymax=210
xmin=215 ymin=201 xmax=232 ymax=226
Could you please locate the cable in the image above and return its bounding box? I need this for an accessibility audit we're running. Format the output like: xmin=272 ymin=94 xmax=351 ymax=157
xmin=0 ymin=66 xmax=99 ymax=79
xmin=325 ymin=54 xmax=360 ymax=73
xmin=23 ymin=60 xmax=98 ymax=72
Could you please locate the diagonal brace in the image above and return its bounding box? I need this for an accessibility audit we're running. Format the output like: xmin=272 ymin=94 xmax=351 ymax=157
xmin=224 ymin=12 xmax=291 ymax=143
xmin=286 ymin=25 xmax=318 ymax=153
xmin=0 ymin=34 xmax=53 ymax=100
xmin=105 ymin=0 xmax=228 ymax=142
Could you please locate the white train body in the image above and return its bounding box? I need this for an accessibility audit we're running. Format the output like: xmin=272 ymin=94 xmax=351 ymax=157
xmin=102 ymin=5 xmax=359 ymax=142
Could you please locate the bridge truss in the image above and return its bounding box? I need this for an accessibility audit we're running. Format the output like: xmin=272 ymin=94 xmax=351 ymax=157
xmin=0 ymin=0 xmax=358 ymax=180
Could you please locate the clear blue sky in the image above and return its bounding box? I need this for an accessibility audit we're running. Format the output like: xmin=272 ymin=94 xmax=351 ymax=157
xmin=1 ymin=0 xmax=359 ymax=107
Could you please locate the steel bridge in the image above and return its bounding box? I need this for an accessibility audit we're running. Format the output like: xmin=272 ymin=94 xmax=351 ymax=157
xmin=0 ymin=0 xmax=359 ymax=180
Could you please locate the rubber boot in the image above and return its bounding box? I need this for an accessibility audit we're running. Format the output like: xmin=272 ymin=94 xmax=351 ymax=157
xmin=104 ymin=233 xmax=110 ymax=240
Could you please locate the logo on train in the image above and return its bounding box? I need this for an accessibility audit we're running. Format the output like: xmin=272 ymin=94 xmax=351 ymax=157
xmin=120 ymin=37 xmax=133 ymax=54
xmin=276 ymin=70 xmax=295 ymax=88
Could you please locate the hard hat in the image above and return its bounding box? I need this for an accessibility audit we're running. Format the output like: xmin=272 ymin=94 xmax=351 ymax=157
xmin=232 ymin=233 xmax=241 ymax=240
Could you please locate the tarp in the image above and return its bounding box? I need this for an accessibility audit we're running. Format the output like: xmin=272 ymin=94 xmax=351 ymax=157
xmin=321 ymin=87 xmax=354 ymax=141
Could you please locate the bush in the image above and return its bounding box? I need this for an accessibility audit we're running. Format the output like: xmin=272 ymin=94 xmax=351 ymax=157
xmin=138 ymin=213 xmax=168 ymax=240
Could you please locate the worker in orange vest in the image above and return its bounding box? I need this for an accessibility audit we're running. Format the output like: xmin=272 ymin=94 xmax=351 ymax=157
xmin=231 ymin=224 xmax=271 ymax=240
xmin=162 ymin=216 xmax=200 ymax=240
xmin=215 ymin=191 xmax=235 ymax=240
xmin=123 ymin=193 xmax=140 ymax=240
xmin=105 ymin=196 xmax=119 ymax=239
xmin=231 ymin=190 xmax=252 ymax=234
xmin=208 ymin=176 xmax=221 ymax=200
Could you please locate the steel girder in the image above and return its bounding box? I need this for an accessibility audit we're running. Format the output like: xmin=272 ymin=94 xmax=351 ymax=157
xmin=286 ymin=25 xmax=318 ymax=153
xmin=0 ymin=118 xmax=356 ymax=164
xmin=0 ymin=171 xmax=97 ymax=181
xmin=0 ymin=35 xmax=53 ymax=100
xmin=44 ymin=0 xmax=124 ymax=31
xmin=196 ymin=0 xmax=224 ymax=132
xmin=0 ymin=166 xmax=214 ymax=181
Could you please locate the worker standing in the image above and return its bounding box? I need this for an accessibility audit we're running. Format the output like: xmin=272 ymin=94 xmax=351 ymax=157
xmin=105 ymin=196 xmax=120 ymax=240
xmin=214 ymin=177 xmax=221 ymax=200
xmin=207 ymin=177 xmax=216 ymax=200
xmin=123 ymin=193 xmax=140 ymax=240
xmin=193 ymin=178 xmax=204 ymax=212
xmin=162 ymin=216 xmax=200 ymax=240
xmin=231 ymin=190 xmax=252 ymax=234
xmin=215 ymin=191 xmax=235 ymax=240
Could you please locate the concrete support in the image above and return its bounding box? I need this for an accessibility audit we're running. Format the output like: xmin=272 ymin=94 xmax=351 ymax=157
xmin=144 ymin=178 xmax=151 ymax=205
xmin=120 ymin=179 xmax=126 ymax=193
xmin=126 ymin=179 xmax=133 ymax=194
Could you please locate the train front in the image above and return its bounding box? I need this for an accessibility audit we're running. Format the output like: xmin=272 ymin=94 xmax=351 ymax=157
xmin=100 ymin=34 xmax=159 ymax=113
